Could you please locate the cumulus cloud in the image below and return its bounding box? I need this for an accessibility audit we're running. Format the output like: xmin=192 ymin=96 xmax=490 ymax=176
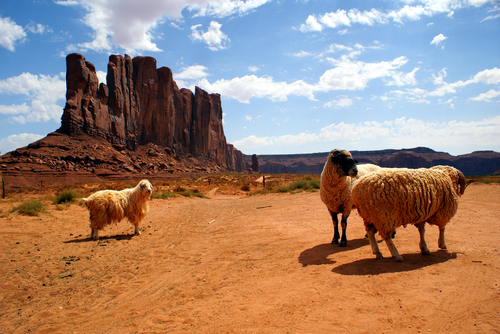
xmin=431 ymin=33 xmax=447 ymax=47
xmin=0 ymin=133 xmax=44 ymax=154
xmin=197 ymin=75 xmax=316 ymax=103
xmin=317 ymin=55 xmax=410 ymax=91
xmin=469 ymin=89 xmax=500 ymax=102
xmin=233 ymin=116 xmax=500 ymax=152
xmin=175 ymin=65 xmax=209 ymax=80
xmin=191 ymin=21 xmax=229 ymax=50
xmin=0 ymin=16 xmax=26 ymax=51
xmin=55 ymin=0 xmax=269 ymax=53
xmin=386 ymin=67 xmax=500 ymax=103
xmin=299 ymin=0 xmax=491 ymax=32
xmin=324 ymin=97 xmax=353 ymax=108
xmin=0 ymin=72 xmax=66 ymax=123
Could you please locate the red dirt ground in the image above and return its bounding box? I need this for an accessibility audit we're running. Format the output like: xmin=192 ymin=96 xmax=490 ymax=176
xmin=0 ymin=183 xmax=499 ymax=333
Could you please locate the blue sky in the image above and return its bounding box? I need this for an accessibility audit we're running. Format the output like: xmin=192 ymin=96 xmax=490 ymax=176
xmin=0 ymin=0 xmax=499 ymax=156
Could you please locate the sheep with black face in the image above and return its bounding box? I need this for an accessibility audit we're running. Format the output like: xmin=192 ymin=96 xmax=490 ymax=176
xmin=320 ymin=149 xmax=380 ymax=246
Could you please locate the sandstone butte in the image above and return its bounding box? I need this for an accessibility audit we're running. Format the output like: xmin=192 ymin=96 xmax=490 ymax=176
xmin=61 ymin=53 xmax=247 ymax=172
xmin=0 ymin=54 xmax=252 ymax=190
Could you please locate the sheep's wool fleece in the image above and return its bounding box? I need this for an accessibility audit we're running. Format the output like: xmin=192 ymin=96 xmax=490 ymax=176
xmin=352 ymin=166 xmax=461 ymax=239
xmin=84 ymin=182 xmax=150 ymax=230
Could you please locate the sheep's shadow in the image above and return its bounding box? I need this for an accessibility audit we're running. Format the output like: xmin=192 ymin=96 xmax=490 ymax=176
xmin=331 ymin=250 xmax=457 ymax=275
xmin=64 ymin=234 xmax=136 ymax=244
xmin=298 ymin=237 xmax=370 ymax=267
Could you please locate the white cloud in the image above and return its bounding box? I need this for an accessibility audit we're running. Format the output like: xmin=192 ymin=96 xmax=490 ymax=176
xmin=96 ymin=70 xmax=107 ymax=84
xmin=431 ymin=33 xmax=447 ymax=47
xmin=291 ymin=50 xmax=313 ymax=58
xmin=248 ymin=66 xmax=260 ymax=73
xmin=25 ymin=22 xmax=51 ymax=34
xmin=317 ymin=55 xmax=409 ymax=91
xmin=197 ymin=75 xmax=316 ymax=103
xmin=0 ymin=133 xmax=44 ymax=154
xmin=324 ymin=97 xmax=353 ymax=108
xmin=300 ymin=0 xmax=492 ymax=32
xmin=0 ymin=72 xmax=66 ymax=123
xmin=191 ymin=21 xmax=229 ymax=51
xmin=232 ymin=134 xmax=273 ymax=148
xmin=175 ymin=65 xmax=209 ymax=80
xmin=245 ymin=115 xmax=253 ymax=121
xmin=55 ymin=0 xmax=269 ymax=53
xmin=469 ymin=89 xmax=500 ymax=102
xmin=234 ymin=116 xmax=500 ymax=152
xmin=0 ymin=16 xmax=26 ymax=51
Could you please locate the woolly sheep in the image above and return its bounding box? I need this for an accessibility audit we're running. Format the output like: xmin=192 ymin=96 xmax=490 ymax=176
xmin=320 ymin=149 xmax=381 ymax=246
xmin=351 ymin=166 xmax=472 ymax=261
xmin=82 ymin=179 xmax=153 ymax=240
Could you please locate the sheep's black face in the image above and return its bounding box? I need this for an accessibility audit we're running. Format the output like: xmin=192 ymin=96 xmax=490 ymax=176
xmin=330 ymin=149 xmax=358 ymax=177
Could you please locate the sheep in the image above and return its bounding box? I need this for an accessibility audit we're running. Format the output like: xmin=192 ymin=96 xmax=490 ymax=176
xmin=82 ymin=179 xmax=153 ymax=240
xmin=320 ymin=149 xmax=381 ymax=246
xmin=351 ymin=166 xmax=472 ymax=261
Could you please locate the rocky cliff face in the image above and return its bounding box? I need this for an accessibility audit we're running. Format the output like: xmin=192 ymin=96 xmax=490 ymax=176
xmin=60 ymin=53 xmax=246 ymax=171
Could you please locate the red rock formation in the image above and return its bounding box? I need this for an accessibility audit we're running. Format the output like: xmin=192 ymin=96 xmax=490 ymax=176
xmin=59 ymin=53 xmax=246 ymax=171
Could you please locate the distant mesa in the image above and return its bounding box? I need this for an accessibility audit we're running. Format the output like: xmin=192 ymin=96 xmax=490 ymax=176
xmin=254 ymin=147 xmax=500 ymax=176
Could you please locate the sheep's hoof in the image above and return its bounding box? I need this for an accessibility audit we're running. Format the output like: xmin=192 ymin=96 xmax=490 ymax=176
xmin=421 ymin=248 xmax=431 ymax=255
xmin=439 ymin=243 xmax=447 ymax=250
xmin=375 ymin=252 xmax=384 ymax=259
xmin=339 ymin=241 xmax=347 ymax=247
xmin=395 ymin=256 xmax=404 ymax=262
xmin=331 ymin=239 xmax=339 ymax=245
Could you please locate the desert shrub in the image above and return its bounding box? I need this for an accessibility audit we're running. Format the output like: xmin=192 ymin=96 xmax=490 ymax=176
xmin=173 ymin=186 xmax=186 ymax=193
xmin=54 ymin=189 xmax=80 ymax=204
xmin=12 ymin=199 xmax=45 ymax=216
xmin=180 ymin=189 xmax=208 ymax=199
xmin=151 ymin=191 xmax=178 ymax=199
xmin=241 ymin=183 xmax=250 ymax=192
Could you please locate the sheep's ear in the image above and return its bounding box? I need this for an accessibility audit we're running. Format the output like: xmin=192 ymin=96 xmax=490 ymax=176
xmin=354 ymin=159 xmax=358 ymax=164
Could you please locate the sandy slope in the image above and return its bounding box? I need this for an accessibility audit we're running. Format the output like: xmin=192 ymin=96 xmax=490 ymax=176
xmin=0 ymin=184 xmax=499 ymax=333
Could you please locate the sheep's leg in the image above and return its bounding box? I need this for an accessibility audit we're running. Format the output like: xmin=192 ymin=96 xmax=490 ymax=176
xmin=366 ymin=224 xmax=383 ymax=259
xmin=329 ymin=211 xmax=340 ymax=245
xmin=416 ymin=222 xmax=431 ymax=255
xmin=339 ymin=214 xmax=348 ymax=247
xmin=132 ymin=220 xmax=141 ymax=235
xmin=438 ymin=226 xmax=447 ymax=249
xmin=91 ymin=226 xmax=99 ymax=240
xmin=384 ymin=237 xmax=403 ymax=262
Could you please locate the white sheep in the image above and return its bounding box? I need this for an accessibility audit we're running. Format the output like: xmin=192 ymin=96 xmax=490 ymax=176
xmin=320 ymin=149 xmax=381 ymax=246
xmin=351 ymin=166 xmax=472 ymax=261
xmin=82 ymin=179 xmax=153 ymax=240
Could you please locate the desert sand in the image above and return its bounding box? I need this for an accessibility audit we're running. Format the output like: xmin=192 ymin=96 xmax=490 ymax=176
xmin=0 ymin=182 xmax=499 ymax=333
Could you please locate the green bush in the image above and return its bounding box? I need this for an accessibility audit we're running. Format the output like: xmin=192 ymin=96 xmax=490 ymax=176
xmin=54 ymin=189 xmax=80 ymax=204
xmin=180 ymin=189 xmax=208 ymax=199
xmin=151 ymin=191 xmax=178 ymax=199
xmin=13 ymin=200 xmax=45 ymax=216
xmin=241 ymin=183 xmax=250 ymax=192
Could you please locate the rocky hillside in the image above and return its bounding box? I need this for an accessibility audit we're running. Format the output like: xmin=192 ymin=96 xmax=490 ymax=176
xmin=255 ymin=147 xmax=500 ymax=176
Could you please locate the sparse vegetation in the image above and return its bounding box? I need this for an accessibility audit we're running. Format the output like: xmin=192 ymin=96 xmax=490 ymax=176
xmin=54 ymin=189 xmax=80 ymax=204
xmin=151 ymin=191 xmax=178 ymax=199
xmin=12 ymin=199 xmax=46 ymax=216
xmin=466 ymin=174 xmax=500 ymax=184
xmin=179 ymin=189 xmax=209 ymax=199
xmin=241 ymin=183 xmax=250 ymax=192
